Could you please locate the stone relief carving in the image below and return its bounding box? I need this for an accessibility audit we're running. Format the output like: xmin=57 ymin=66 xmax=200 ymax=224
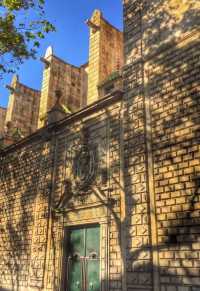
xmin=53 ymin=124 xmax=109 ymax=212
xmin=72 ymin=142 xmax=98 ymax=193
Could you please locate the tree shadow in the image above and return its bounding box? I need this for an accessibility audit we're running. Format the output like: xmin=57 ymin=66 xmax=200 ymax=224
xmin=123 ymin=0 xmax=200 ymax=289
xmin=0 ymin=1 xmax=200 ymax=290
xmin=0 ymin=135 xmax=53 ymax=290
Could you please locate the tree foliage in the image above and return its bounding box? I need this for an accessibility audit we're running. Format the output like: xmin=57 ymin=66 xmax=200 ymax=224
xmin=0 ymin=0 xmax=55 ymax=76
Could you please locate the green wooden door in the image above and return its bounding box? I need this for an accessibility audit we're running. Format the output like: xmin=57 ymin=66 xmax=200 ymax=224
xmin=66 ymin=225 xmax=100 ymax=291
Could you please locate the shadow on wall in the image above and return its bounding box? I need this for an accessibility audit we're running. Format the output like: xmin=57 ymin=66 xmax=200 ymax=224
xmin=0 ymin=138 xmax=53 ymax=291
xmin=122 ymin=0 xmax=200 ymax=289
xmin=0 ymin=0 xmax=200 ymax=290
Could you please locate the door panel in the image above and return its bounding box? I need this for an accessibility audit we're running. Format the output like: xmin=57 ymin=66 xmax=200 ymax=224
xmin=86 ymin=260 xmax=100 ymax=291
xmin=69 ymin=228 xmax=85 ymax=257
xmin=66 ymin=225 xmax=100 ymax=291
xmin=86 ymin=226 xmax=100 ymax=257
xmin=68 ymin=259 xmax=82 ymax=291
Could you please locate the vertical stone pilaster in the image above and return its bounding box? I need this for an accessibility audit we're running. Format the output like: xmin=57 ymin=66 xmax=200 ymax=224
xmin=87 ymin=10 xmax=101 ymax=105
xmin=28 ymin=193 xmax=49 ymax=289
xmin=28 ymin=143 xmax=52 ymax=289
xmin=100 ymin=222 xmax=110 ymax=291
xmin=87 ymin=10 xmax=124 ymax=104
xmin=123 ymin=1 xmax=153 ymax=290
xmin=144 ymin=60 xmax=160 ymax=291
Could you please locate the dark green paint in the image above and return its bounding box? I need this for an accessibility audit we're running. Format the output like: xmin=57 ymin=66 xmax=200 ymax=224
xmin=66 ymin=225 xmax=100 ymax=291
xmin=87 ymin=260 xmax=100 ymax=291
xmin=68 ymin=260 xmax=82 ymax=291
xmin=86 ymin=227 xmax=100 ymax=257
xmin=69 ymin=228 xmax=85 ymax=257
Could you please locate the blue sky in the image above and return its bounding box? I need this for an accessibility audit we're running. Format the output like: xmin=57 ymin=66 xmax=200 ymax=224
xmin=0 ymin=1 xmax=123 ymax=108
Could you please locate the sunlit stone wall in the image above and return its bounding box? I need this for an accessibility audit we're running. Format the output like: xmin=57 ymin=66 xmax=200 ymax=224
xmin=5 ymin=75 xmax=41 ymax=137
xmin=123 ymin=0 xmax=200 ymax=291
xmin=0 ymin=136 xmax=53 ymax=290
xmin=87 ymin=10 xmax=124 ymax=105
xmin=38 ymin=48 xmax=88 ymax=129
xmin=0 ymin=93 xmax=125 ymax=291
xmin=0 ymin=1 xmax=200 ymax=291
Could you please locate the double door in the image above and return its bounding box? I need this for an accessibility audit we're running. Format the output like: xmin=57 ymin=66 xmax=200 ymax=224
xmin=66 ymin=225 xmax=100 ymax=291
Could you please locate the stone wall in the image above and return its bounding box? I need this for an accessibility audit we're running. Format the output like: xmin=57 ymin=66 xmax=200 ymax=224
xmin=98 ymin=71 xmax=123 ymax=98
xmin=0 ymin=92 xmax=125 ymax=291
xmin=38 ymin=47 xmax=88 ymax=128
xmin=5 ymin=75 xmax=41 ymax=137
xmin=0 ymin=134 xmax=53 ymax=290
xmin=0 ymin=107 xmax=6 ymax=135
xmin=123 ymin=0 xmax=200 ymax=290
xmin=0 ymin=1 xmax=200 ymax=291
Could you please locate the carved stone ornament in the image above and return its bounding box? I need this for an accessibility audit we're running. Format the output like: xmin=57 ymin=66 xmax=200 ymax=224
xmin=72 ymin=144 xmax=98 ymax=193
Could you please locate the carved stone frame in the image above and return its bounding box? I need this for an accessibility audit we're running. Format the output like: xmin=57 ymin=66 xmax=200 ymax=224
xmin=58 ymin=212 xmax=110 ymax=291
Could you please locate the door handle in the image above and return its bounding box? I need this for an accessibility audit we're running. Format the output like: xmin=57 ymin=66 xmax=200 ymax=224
xmin=76 ymin=281 xmax=80 ymax=288
xmin=89 ymin=282 xmax=94 ymax=289
xmin=89 ymin=252 xmax=98 ymax=259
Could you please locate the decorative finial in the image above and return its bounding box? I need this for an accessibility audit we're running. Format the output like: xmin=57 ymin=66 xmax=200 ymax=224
xmin=45 ymin=46 xmax=53 ymax=58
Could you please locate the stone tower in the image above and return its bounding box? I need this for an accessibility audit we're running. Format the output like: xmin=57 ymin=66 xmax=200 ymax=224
xmin=5 ymin=75 xmax=40 ymax=137
xmin=87 ymin=10 xmax=124 ymax=105
xmin=38 ymin=47 xmax=88 ymax=128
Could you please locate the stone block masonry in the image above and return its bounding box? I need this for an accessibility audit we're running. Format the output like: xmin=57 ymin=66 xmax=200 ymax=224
xmin=0 ymin=10 xmax=124 ymax=141
xmin=149 ymin=33 xmax=200 ymax=290
xmin=0 ymin=1 xmax=200 ymax=291
xmin=4 ymin=75 xmax=41 ymax=138
xmin=38 ymin=47 xmax=88 ymax=128
xmin=0 ymin=107 xmax=6 ymax=135
xmin=87 ymin=10 xmax=124 ymax=105
xmin=0 ymin=92 xmax=124 ymax=291
xmin=123 ymin=0 xmax=200 ymax=290
xmin=0 ymin=132 xmax=53 ymax=290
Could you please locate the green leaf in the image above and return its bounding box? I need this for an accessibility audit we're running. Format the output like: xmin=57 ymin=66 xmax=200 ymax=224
xmin=0 ymin=0 xmax=55 ymax=77
xmin=34 ymin=41 xmax=40 ymax=47
xmin=37 ymin=31 xmax=45 ymax=38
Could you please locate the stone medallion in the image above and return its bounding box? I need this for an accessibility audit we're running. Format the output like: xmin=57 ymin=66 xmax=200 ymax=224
xmin=72 ymin=144 xmax=98 ymax=194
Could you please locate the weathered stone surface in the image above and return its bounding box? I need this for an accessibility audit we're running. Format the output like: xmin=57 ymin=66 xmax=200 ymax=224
xmin=123 ymin=0 xmax=200 ymax=290
xmin=87 ymin=10 xmax=124 ymax=104
xmin=0 ymin=106 xmax=6 ymax=135
xmin=0 ymin=2 xmax=200 ymax=291
xmin=38 ymin=51 xmax=88 ymax=128
xmin=5 ymin=75 xmax=40 ymax=137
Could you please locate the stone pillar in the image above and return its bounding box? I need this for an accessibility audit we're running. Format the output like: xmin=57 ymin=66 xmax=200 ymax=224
xmin=87 ymin=10 xmax=124 ymax=105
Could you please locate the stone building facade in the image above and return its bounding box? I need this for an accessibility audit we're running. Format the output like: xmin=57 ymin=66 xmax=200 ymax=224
xmin=0 ymin=1 xmax=200 ymax=291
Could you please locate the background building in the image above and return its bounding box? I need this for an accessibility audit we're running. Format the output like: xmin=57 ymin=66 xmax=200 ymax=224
xmin=0 ymin=10 xmax=124 ymax=144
